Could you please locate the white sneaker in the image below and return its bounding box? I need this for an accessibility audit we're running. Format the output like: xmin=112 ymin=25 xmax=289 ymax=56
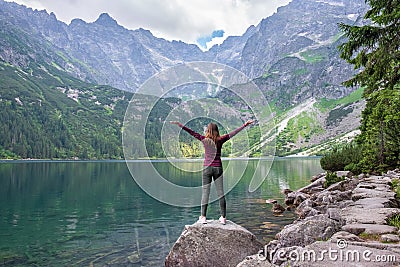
xmin=197 ymin=216 xmax=207 ymax=224
xmin=219 ymin=216 xmax=226 ymax=225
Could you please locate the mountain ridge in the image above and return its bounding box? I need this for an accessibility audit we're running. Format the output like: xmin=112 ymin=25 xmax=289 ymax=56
xmin=0 ymin=0 xmax=368 ymax=96
xmin=0 ymin=0 xmax=369 ymax=158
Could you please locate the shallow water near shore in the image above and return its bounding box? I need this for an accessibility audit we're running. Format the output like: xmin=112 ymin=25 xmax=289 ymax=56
xmin=0 ymin=158 xmax=322 ymax=266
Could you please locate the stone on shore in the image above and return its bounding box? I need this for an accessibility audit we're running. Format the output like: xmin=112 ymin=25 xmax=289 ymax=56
xmin=342 ymin=223 xmax=398 ymax=235
xmin=276 ymin=214 xmax=342 ymax=247
xmin=381 ymin=234 xmax=400 ymax=243
xmin=236 ymin=169 xmax=400 ymax=267
xmin=352 ymin=197 xmax=397 ymax=209
xmin=236 ymin=255 xmax=275 ymax=267
xmin=289 ymin=240 xmax=400 ymax=266
xmin=165 ymin=220 xmax=262 ymax=267
xmin=340 ymin=207 xmax=400 ymax=225
xmin=330 ymin=231 xmax=365 ymax=242
xmin=351 ymin=187 xmax=396 ymax=201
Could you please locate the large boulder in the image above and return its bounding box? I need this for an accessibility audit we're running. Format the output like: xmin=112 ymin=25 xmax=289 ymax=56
xmin=165 ymin=220 xmax=262 ymax=267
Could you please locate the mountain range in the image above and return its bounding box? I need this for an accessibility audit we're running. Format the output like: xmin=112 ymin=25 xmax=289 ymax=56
xmin=0 ymin=0 xmax=369 ymax=159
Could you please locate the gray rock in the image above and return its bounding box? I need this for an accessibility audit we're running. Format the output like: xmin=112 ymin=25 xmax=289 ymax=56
xmin=276 ymin=215 xmax=342 ymax=247
xmin=356 ymin=183 xmax=376 ymax=189
xmin=326 ymin=181 xmax=346 ymax=192
xmin=165 ymin=220 xmax=262 ymax=267
xmin=326 ymin=208 xmax=342 ymax=222
xmin=358 ymin=173 xmax=367 ymax=179
xmin=338 ymin=200 xmax=356 ymax=209
xmin=362 ymin=176 xmax=392 ymax=185
xmin=270 ymin=246 xmax=302 ymax=266
xmin=314 ymin=191 xmax=334 ymax=204
xmin=296 ymin=206 xmax=321 ymax=219
xmin=236 ymin=254 xmax=275 ymax=267
xmin=342 ymin=223 xmax=397 ymax=235
xmin=336 ymin=170 xmax=352 ymax=178
xmin=386 ymin=171 xmax=400 ymax=179
xmin=288 ymin=240 xmax=400 ymax=266
xmin=304 ymin=186 xmax=325 ymax=195
xmin=326 ymin=178 xmax=359 ymax=192
xmin=335 ymin=190 xmax=353 ymax=200
xmin=298 ymin=177 xmax=326 ymax=194
xmin=311 ymin=173 xmax=325 ymax=182
xmin=285 ymin=191 xmax=310 ymax=206
xmin=340 ymin=207 xmax=400 ymax=225
xmin=352 ymin=197 xmax=396 ymax=209
xmin=357 ymin=181 xmax=391 ymax=191
xmin=294 ymin=192 xmax=311 ymax=206
xmin=313 ymin=190 xmax=352 ymax=207
xmin=296 ymin=199 xmax=314 ymax=210
xmin=381 ymin=234 xmax=400 ymax=243
xmin=331 ymin=231 xmax=364 ymax=242
xmin=351 ymin=188 xmax=396 ymax=201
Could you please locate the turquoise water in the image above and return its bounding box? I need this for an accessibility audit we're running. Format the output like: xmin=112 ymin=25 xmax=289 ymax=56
xmin=0 ymin=158 xmax=322 ymax=266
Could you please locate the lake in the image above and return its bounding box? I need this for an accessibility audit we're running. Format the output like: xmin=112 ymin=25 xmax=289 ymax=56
xmin=0 ymin=158 xmax=322 ymax=266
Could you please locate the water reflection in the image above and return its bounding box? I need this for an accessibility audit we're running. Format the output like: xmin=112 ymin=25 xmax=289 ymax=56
xmin=0 ymin=158 xmax=322 ymax=266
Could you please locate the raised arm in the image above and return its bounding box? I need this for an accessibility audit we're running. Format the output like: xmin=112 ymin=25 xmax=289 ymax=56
xmin=170 ymin=121 xmax=204 ymax=141
xmin=222 ymin=120 xmax=254 ymax=141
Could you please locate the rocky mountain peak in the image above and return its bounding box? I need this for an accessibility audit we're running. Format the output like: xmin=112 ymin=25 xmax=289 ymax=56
xmin=94 ymin=13 xmax=119 ymax=27
xmin=70 ymin=18 xmax=86 ymax=26
xmin=0 ymin=0 xmax=368 ymax=100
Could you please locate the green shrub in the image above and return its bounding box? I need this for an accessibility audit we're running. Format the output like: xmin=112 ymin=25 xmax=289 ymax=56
xmin=324 ymin=171 xmax=345 ymax=188
xmin=344 ymin=162 xmax=362 ymax=174
xmin=391 ymin=179 xmax=400 ymax=198
xmin=320 ymin=142 xmax=362 ymax=173
xmin=387 ymin=213 xmax=400 ymax=229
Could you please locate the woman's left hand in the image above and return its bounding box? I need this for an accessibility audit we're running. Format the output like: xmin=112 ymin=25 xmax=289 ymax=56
xmin=244 ymin=120 xmax=255 ymax=126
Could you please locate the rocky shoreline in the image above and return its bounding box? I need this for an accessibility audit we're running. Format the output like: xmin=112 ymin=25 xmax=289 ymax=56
xmin=239 ymin=169 xmax=400 ymax=266
xmin=166 ymin=169 xmax=400 ymax=266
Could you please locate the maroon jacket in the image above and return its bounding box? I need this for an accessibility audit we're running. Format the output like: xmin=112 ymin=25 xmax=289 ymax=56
xmin=179 ymin=123 xmax=247 ymax=167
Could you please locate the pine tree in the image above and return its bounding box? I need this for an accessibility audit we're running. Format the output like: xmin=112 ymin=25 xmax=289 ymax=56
xmin=339 ymin=0 xmax=400 ymax=171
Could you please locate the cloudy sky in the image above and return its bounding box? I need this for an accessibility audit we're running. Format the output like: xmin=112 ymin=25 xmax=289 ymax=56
xmin=6 ymin=0 xmax=291 ymax=50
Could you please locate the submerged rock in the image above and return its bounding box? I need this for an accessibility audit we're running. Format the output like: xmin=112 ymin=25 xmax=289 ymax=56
xmin=165 ymin=220 xmax=262 ymax=267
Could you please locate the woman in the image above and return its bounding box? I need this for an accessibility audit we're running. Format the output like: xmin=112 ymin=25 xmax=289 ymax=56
xmin=170 ymin=120 xmax=254 ymax=224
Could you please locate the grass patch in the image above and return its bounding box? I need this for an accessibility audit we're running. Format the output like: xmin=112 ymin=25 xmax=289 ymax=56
xmin=294 ymin=68 xmax=308 ymax=76
xmin=317 ymin=87 xmax=365 ymax=111
xmin=359 ymin=232 xmax=381 ymax=241
xmin=300 ymin=50 xmax=326 ymax=63
xmin=324 ymin=171 xmax=345 ymax=188
xmin=387 ymin=214 xmax=400 ymax=229
xmin=275 ymin=110 xmax=324 ymax=155
xmin=261 ymin=71 xmax=271 ymax=79
xmin=391 ymin=179 xmax=400 ymax=198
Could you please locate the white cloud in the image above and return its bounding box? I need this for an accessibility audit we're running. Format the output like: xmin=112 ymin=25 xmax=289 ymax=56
xmin=5 ymin=0 xmax=292 ymax=46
